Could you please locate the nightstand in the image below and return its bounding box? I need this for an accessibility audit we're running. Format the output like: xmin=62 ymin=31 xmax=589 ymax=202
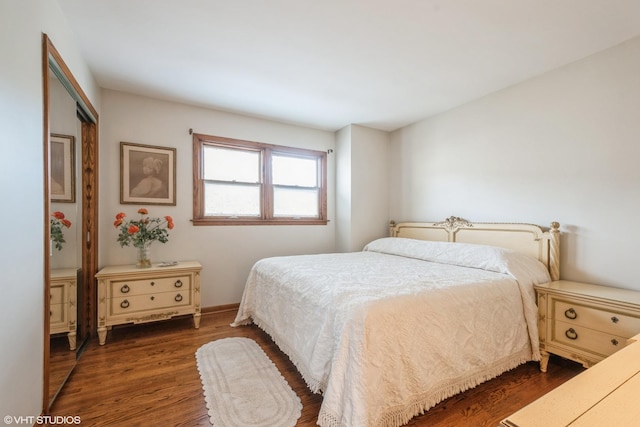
xmin=536 ymin=280 xmax=640 ymax=371
xmin=95 ymin=261 xmax=201 ymax=345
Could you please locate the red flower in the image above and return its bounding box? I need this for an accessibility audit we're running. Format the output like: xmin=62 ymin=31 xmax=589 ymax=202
xmin=114 ymin=208 xmax=171 ymax=248
xmin=52 ymin=211 xmax=65 ymax=220
xmin=164 ymin=216 xmax=174 ymax=229
xmin=61 ymin=219 xmax=72 ymax=228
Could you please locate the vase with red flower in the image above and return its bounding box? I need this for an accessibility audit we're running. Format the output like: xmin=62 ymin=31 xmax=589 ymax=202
xmin=113 ymin=208 xmax=174 ymax=268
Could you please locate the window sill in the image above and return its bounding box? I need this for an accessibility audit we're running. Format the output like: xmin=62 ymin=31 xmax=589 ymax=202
xmin=192 ymin=218 xmax=329 ymax=226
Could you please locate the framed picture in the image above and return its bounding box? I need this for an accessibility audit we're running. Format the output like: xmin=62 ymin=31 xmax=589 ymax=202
xmin=120 ymin=142 xmax=176 ymax=205
xmin=50 ymin=134 xmax=75 ymax=203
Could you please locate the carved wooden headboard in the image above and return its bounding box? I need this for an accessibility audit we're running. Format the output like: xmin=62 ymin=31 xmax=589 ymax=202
xmin=389 ymin=216 xmax=560 ymax=281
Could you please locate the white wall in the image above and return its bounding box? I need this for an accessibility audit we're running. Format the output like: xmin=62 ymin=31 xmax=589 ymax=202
xmin=0 ymin=0 xmax=100 ymax=418
xmin=335 ymin=126 xmax=352 ymax=252
xmin=350 ymin=125 xmax=391 ymax=250
xmin=336 ymin=125 xmax=391 ymax=252
xmin=99 ymin=89 xmax=336 ymax=306
xmin=390 ymin=36 xmax=640 ymax=290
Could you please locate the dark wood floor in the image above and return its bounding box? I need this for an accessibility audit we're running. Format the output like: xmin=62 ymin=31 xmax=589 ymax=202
xmin=49 ymin=309 xmax=584 ymax=426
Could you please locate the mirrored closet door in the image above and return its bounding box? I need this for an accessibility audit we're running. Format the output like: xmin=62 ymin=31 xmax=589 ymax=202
xmin=43 ymin=34 xmax=99 ymax=412
xmin=47 ymin=73 xmax=82 ymax=406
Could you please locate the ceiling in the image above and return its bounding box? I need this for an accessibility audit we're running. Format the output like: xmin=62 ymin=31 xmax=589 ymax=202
xmin=57 ymin=0 xmax=640 ymax=132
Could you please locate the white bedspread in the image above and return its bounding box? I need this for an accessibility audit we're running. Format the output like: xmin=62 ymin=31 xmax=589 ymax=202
xmin=232 ymin=238 xmax=550 ymax=427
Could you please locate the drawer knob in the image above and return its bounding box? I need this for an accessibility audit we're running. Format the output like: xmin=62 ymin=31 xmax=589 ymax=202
xmin=611 ymin=316 xmax=619 ymax=323
xmin=150 ymin=281 xmax=155 ymax=286
xmin=120 ymin=299 xmax=130 ymax=309
xmin=175 ymin=294 xmax=183 ymax=302
xmin=174 ymin=279 xmax=183 ymax=288
xmin=565 ymin=328 xmax=578 ymax=340
xmin=120 ymin=284 xmax=130 ymax=293
xmin=611 ymin=338 xmax=619 ymax=346
xmin=564 ymin=308 xmax=577 ymax=319
xmin=150 ymin=296 xmax=155 ymax=301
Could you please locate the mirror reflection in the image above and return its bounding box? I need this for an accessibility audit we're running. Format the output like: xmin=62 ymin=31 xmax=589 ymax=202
xmin=44 ymin=35 xmax=99 ymax=413
xmin=47 ymin=71 xmax=83 ymax=406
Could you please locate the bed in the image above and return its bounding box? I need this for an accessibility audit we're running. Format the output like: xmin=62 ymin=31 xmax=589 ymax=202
xmin=232 ymin=216 xmax=560 ymax=427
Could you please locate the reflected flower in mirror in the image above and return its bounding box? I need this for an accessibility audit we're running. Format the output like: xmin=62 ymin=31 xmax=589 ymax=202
xmin=51 ymin=211 xmax=72 ymax=251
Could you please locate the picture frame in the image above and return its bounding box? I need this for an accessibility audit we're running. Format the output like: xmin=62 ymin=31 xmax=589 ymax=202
xmin=120 ymin=142 xmax=176 ymax=206
xmin=50 ymin=134 xmax=75 ymax=203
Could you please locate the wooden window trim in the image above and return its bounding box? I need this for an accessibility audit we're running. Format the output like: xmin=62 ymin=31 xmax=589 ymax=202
xmin=192 ymin=133 xmax=328 ymax=226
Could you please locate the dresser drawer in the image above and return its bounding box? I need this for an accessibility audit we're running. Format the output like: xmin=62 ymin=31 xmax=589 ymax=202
xmin=50 ymin=285 xmax=64 ymax=305
xmin=110 ymin=291 xmax=191 ymax=315
xmin=552 ymin=298 xmax=640 ymax=337
xmin=552 ymin=320 xmax=627 ymax=358
xmin=109 ymin=275 xmax=191 ymax=297
xmin=50 ymin=303 xmax=64 ymax=324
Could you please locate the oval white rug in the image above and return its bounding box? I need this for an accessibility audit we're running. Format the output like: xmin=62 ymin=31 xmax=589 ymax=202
xmin=195 ymin=337 xmax=302 ymax=427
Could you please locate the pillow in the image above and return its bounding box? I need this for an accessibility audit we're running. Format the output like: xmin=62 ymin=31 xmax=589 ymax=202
xmin=363 ymin=237 xmax=550 ymax=284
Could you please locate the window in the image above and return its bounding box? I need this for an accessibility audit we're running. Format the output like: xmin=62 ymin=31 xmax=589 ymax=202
xmin=193 ymin=133 xmax=327 ymax=225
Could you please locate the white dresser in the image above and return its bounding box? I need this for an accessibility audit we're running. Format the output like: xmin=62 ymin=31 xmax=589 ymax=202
xmin=535 ymin=280 xmax=640 ymax=371
xmin=50 ymin=268 xmax=78 ymax=350
xmin=95 ymin=261 xmax=202 ymax=345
